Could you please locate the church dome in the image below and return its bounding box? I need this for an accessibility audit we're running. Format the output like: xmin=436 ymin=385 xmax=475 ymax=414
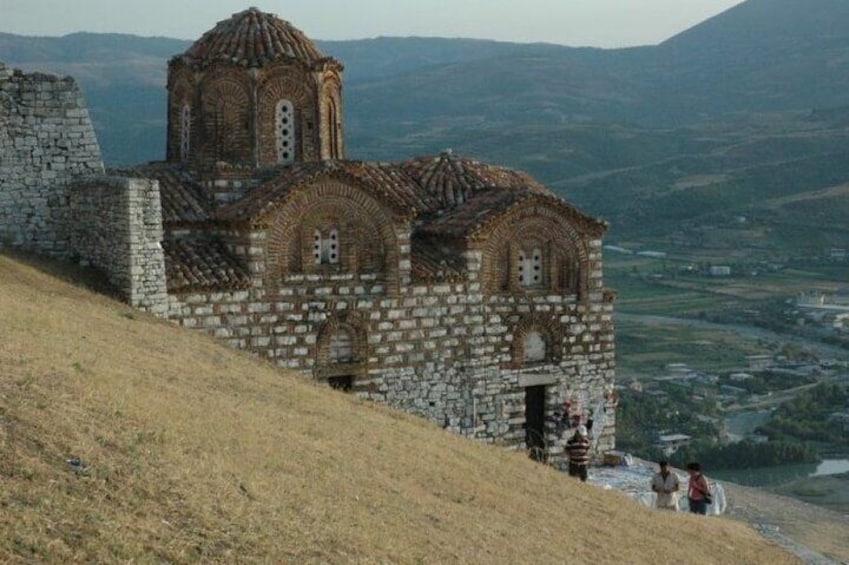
xmin=179 ymin=7 xmax=326 ymax=69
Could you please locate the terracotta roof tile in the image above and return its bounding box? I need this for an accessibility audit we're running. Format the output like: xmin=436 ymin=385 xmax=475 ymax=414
xmin=110 ymin=164 xmax=214 ymax=225
xmin=217 ymin=161 xmax=436 ymax=223
xmin=163 ymin=238 xmax=251 ymax=292
xmin=177 ymin=7 xmax=329 ymax=69
xmin=410 ymin=236 xmax=466 ymax=282
xmin=401 ymin=151 xmax=549 ymax=210
xmin=418 ymin=188 xmax=533 ymax=240
xmin=417 ymin=188 xmax=608 ymax=240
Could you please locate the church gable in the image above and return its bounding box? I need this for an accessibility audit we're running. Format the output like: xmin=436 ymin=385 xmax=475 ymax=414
xmin=262 ymin=176 xmax=401 ymax=286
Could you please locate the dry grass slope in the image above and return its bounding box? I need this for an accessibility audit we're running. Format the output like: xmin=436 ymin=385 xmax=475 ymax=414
xmin=0 ymin=254 xmax=799 ymax=564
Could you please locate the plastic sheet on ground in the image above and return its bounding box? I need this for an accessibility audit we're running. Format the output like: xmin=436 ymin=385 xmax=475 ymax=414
xmin=588 ymin=457 xmax=727 ymax=516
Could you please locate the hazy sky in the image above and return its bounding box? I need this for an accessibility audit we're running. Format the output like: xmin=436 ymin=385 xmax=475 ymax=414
xmin=2 ymin=0 xmax=745 ymax=47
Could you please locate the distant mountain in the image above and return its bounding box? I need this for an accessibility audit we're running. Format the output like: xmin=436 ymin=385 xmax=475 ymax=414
xmin=2 ymin=0 xmax=849 ymax=247
xmin=650 ymin=0 xmax=849 ymax=118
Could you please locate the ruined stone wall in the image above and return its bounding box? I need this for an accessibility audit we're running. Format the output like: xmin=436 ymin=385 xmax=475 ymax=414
xmin=0 ymin=63 xmax=103 ymax=255
xmin=166 ymin=234 xmax=616 ymax=466
xmin=69 ymin=177 xmax=169 ymax=313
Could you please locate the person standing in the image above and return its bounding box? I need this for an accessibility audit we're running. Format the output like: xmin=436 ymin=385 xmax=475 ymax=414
xmin=651 ymin=460 xmax=680 ymax=511
xmin=686 ymin=462 xmax=711 ymax=515
xmin=566 ymin=425 xmax=591 ymax=482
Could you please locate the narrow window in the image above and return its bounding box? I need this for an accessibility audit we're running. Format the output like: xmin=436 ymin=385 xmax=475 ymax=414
xmin=179 ymin=103 xmax=191 ymax=161
xmin=518 ymin=250 xmax=526 ymax=285
xmin=327 ymin=98 xmax=339 ymax=159
xmin=531 ymin=248 xmax=543 ymax=286
xmin=313 ymin=230 xmax=322 ymax=265
xmin=314 ymin=228 xmax=340 ymax=266
xmin=326 ymin=228 xmax=339 ymax=264
xmin=276 ymin=99 xmax=296 ymax=164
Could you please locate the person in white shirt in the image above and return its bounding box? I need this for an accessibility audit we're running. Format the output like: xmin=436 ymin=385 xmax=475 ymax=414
xmin=651 ymin=460 xmax=680 ymax=511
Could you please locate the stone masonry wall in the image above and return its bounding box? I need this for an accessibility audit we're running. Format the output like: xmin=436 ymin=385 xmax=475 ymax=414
xmin=166 ymin=232 xmax=616 ymax=467
xmin=0 ymin=62 xmax=103 ymax=255
xmin=69 ymin=176 xmax=169 ymax=313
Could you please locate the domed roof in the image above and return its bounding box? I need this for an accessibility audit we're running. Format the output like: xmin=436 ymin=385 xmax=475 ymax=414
xmin=179 ymin=7 xmax=327 ymax=68
xmin=401 ymin=150 xmax=549 ymax=209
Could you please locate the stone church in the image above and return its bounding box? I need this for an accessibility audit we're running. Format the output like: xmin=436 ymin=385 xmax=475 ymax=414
xmin=1 ymin=8 xmax=617 ymax=466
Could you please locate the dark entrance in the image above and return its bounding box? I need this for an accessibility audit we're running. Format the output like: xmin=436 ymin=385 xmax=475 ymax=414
xmin=328 ymin=375 xmax=353 ymax=392
xmin=525 ymin=385 xmax=547 ymax=462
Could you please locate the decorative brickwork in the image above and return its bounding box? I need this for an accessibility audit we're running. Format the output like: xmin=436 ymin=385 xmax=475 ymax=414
xmin=166 ymin=8 xmax=344 ymax=168
xmin=262 ymin=180 xmax=401 ymax=291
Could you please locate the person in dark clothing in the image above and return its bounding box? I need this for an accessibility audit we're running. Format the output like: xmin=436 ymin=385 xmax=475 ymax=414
xmin=566 ymin=425 xmax=591 ymax=482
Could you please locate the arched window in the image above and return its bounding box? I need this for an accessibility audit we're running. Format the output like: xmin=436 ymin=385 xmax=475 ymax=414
xmin=276 ymin=99 xmax=296 ymax=164
xmin=523 ymin=330 xmax=547 ymax=364
xmin=179 ymin=103 xmax=191 ymax=161
xmin=518 ymin=247 xmax=543 ymax=287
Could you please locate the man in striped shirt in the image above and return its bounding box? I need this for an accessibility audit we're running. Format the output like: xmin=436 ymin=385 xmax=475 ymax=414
xmin=566 ymin=425 xmax=591 ymax=482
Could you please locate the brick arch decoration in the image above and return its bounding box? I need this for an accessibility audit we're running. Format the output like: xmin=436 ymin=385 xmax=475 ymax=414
xmin=198 ymin=72 xmax=252 ymax=165
xmin=257 ymin=66 xmax=317 ymax=165
xmin=295 ymin=198 xmax=385 ymax=273
xmin=264 ymin=179 xmax=401 ymax=292
xmin=166 ymin=73 xmax=196 ymax=162
xmin=478 ymin=202 xmax=593 ymax=297
xmin=314 ymin=311 xmax=369 ymax=380
xmin=509 ymin=312 xmax=564 ymax=369
xmin=319 ymin=73 xmax=343 ymax=159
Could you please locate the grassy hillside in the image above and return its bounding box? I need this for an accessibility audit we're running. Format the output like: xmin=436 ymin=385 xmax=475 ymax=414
xmin=0 ymin=253 xmax=798 ymax=564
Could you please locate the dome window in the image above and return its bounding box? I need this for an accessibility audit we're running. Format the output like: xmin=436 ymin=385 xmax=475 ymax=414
xmin=276 ymin=99 xmax=296 ymax=164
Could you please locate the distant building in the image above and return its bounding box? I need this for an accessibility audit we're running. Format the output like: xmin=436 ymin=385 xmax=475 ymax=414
xmin=656 ymin=433 xmax=692 ymax=455
xmin=637 ymin=250 xmax=667 ymax=259
xmin=747 ymin=354 xmax=773 ymax=371
xmin=729 ymin=372 xmax=754 ymax=382
xmin=709 ymin=266 xmax=731 ymax=277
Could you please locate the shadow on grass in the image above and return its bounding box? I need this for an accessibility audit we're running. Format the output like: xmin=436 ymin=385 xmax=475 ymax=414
xmin=0 ymin=246 xmax=123 ymax=302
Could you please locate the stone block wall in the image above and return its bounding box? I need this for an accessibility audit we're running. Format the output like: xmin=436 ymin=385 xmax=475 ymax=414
xmin=69 ymin=176 xmax=169 ymax=313
xmin=165 ymin=231 xmax=616 ymax=467
xmin=0 ymin=63 xmax=104 ymax=255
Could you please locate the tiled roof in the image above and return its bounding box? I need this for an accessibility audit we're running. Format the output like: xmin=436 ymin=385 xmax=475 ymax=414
xmin=417 ymin=188 xmax=608 ymax=240
xmin=110 ymin=164 xmax=214 ymax=225
xmin=177 ymin=7 xmax=328 ymax=69
xmin=163 ymin=238 xmax=251 ymax=292
xmin=410 ymin=236 xmax=466 ymax=282
xmin=401 ymin=151 xmax=549 ymax=210
xmin=418 ymin=188 xmax=534 ymax=240
xmin=217 ymin=160 xmax=436 ymax=223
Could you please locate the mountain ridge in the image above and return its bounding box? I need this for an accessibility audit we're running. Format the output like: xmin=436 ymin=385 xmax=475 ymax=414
xmin=2 ymin=0 xmax=849 ymax=248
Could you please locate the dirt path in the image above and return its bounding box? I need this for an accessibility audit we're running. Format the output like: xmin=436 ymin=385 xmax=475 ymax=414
xmin=722 ymin=482 xmax=849 ymax=564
